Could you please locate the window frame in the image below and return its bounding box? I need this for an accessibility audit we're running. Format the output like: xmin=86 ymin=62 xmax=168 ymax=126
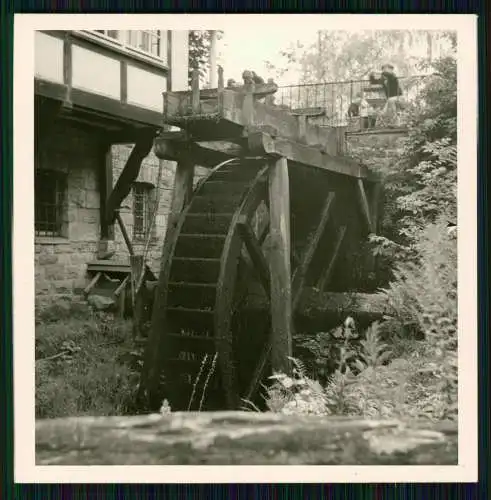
xmin=132 ymin=181 xmax=156 ymax=241
xmin=35 ymin=169 xmax=68 ymax=238
xmin=86 ymin=30 xmax=167 ymax=66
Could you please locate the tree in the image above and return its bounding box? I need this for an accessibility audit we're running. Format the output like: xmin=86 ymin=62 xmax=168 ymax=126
xmin=188 ymin=30 xmax=224 ymax=88
xmin=266 ymin=30 xmax=455 ymax=84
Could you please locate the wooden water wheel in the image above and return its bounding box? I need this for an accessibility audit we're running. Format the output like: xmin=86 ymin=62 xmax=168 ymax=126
xmin=137 ymin=69 xmax=381 ymax=412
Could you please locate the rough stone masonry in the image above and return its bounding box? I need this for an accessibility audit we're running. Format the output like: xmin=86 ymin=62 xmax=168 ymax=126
xmin=35 ymin=121 xmax=207 ymax=308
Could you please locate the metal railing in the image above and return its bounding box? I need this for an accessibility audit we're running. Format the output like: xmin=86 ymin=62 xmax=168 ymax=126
xmin=275 ymin=75 xmax=430 ymax=131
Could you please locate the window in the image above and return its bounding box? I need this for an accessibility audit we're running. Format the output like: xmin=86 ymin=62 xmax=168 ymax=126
xmin=35 ymin=169 xmax=67 ymax=237
xmin=132 ymin=182 xmax=155 ymax=240
xmin=88 ymin=30 xmax=166 ymax=62
xmin=94 ymin=30 xmax=119 ymax=40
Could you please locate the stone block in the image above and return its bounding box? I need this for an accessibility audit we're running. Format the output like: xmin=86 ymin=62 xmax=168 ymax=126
xmin=36 ymin=242 xmax=55 ymax=254
xmin=68 ymin=187 xmax=87 ymax=208
xmin=65 ymin=269 xmax=84 ymax=281
xmin=85 ymin=190 xmax=101 ymax=209
xmin=53 ymin=244 xmax=71 ymax=254
xmin=44 ymin=264 xmax=67 ymax=280
xmin=37 ymin=254 xmax=59 ymax=265
xmin=54 ymin=280 xmax=76 ymax=294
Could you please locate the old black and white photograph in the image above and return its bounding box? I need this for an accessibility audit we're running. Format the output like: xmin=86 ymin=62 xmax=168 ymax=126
xmin=13 ymin=14 xmax=477 ymax=482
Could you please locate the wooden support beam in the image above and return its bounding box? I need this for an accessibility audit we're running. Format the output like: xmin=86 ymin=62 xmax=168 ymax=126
xmin=245 ymin=193 xmax=336 ymax=400
xmin=242 ymin=89 xmax=254 ymax=126
xmin=130 ymin=255 xmax=145 ymax=340
xmin=368 ymin=180 xmax=382 ymax=233
xmin=244 ymin=322 xmax=271 ymax=401
xmin=105 ymin=134 xmax=155 ymax=225
xmin=268 ymin=157 xmax=293 ymax=375
xmin=290 ymin=107 xmax=326 ymax=117
xmin=115 ymin=212 xmax=134 ymax=256
xmin=114 ymin=275 xmax=130 ymax=298
xmin=297 ymin=115 xmax=307 ymax=143
xmin=292 ymin=192 xmax=335 ymax=312
xmin=99 ymin=143 xmax=114 ymax=241
xmin=247 ymin=132 xmax=370 ymax=179
xmin=217 ymin=65 xmax=224 ymax=111
xmin=366 ymin=180 xmax=383 ymax=276
xmin=237 ymin=215 xmax=271 ymax=295
xmin=83 ymin=272 xmax=102 ymax=297
xmin=191 ymin=68 xmax=200 ymax=113
xmin=317 ymin=225 xmax=347 ymax=292
xmin=356 ymin=179 xmax=375 ymax=234
xmin=244 ymin=286 xmax=390 ymax=320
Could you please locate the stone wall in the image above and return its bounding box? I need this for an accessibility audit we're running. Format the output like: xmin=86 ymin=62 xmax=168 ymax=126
xmin=35 ymin=122 xmax=101 ymax=304
xmin=35 ymin=121 xmax=208 ymax=308
xmin=345 ymin=130 xmax=407 ymax=172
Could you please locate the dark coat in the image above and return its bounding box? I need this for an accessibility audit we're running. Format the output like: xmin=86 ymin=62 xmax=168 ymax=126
xmin=369 ymin=71 xmax=403 ymax=99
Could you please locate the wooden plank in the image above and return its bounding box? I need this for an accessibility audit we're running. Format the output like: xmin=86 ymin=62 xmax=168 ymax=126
xmin=247 ymin=132 xmax=370 ymax=179
xmin=292 ymin=192 xmax=335 ymax=312
xmin=237 ymin=216 xmax=271 ymax=295
xmin=356 ymin=179 xmax=374 ymax=233
xmin=317 ymin=225 xmax=347 ymax=292
xmin=116 ymin=212 xmax=134 ymax=256
xmin=105 ymin=134 xmax=155 ymax=225
xmin=268 ymin=156 xmax=293 ymax=375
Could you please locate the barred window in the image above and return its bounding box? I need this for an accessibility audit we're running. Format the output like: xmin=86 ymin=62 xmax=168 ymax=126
xmin=132 ymin=182 xmax=155 ymax=240
xmin=35 ymin=170 xmax=67 ymax=237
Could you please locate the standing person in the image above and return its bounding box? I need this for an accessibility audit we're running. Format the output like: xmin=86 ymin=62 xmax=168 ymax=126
xmin=369 ymin=64 xmax=405 ymax=121
xmin=347 ymin=91 xmax=375 ymax=129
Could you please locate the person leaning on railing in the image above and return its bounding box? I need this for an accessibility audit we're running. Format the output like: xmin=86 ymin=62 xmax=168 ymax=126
xmin=369 ymin=63 xmax=407 ymax=121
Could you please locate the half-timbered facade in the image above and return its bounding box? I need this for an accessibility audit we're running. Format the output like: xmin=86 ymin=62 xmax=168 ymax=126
xmin=34 ymin=30 xmax=206 ymax=305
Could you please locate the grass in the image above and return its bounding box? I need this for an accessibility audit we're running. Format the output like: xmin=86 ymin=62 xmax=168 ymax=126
xmin=35 ymin=307 xmax=141 ymax=419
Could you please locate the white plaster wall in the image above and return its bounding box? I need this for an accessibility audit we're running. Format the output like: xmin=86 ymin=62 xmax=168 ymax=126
xmin=35 ymin=32 xmax=64 ymax=83
xmin=126 ymin=65 xmax=167 ymax=111
xmin=71 ymin=45 xmax=121 ymax=100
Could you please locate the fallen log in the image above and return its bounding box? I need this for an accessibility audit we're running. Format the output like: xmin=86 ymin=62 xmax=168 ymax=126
xmin=35 ymin=412 xmax=457 ymax=465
